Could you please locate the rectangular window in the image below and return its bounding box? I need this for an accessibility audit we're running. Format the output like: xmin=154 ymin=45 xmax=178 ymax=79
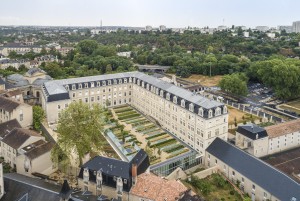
xmin=19 ymin=114 xmax=23 ymax=121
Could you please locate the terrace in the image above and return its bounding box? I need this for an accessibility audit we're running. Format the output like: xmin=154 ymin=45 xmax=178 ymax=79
xmin=105 ymin=105 xmax=190 ymax=165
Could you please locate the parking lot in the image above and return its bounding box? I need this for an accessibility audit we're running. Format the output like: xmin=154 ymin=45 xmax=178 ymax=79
xmin=246 ymin=82 xmax=274 ymax=106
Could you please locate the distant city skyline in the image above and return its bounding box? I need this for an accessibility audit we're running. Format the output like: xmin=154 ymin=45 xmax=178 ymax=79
xmin=0 ymin=0 xmax=299 ymax=28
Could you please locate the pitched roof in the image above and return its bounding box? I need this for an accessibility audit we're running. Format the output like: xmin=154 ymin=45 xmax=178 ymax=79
xmin=23 ymin=140 xmax=54 ymax=160
xmin=2 ymin=173 xmax=61 ymax=201
xmin=81 ymin=155 xmax=130 ymax=179
xmin=265 ymin=119 xmax=300 ymax=138
xmin=0 ymin=119 xmax=21 ymax=138
xmin=2 ymin=128 xmax=42 ymax=149
xmin=0 ymin=96 xmax=21 ymax=112
xmin=206 ymin=138 xmax=300 ymax=201
xmin=59 ymin=180 xmax=72 ymax=200
xmin=236 ymin=123 xmax=268 ymax=140
xmin=4 ymin=89 xmax=22 ymax=97
xmin=130 ymin=172 xmax=187 ymax=200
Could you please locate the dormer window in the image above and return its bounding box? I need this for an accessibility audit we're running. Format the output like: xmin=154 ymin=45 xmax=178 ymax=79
xmin=137 ymin=80 xmax=140 ymax=85
xmin=114 ymin=79 xmax=117 ymax=84
xmin=166 ymin=93 xmax=170 ymax=100
xmin=129 ymin=77 xmax=132 ymax=83
xmin=102 ymin=81 xmax=106 ymax=86
xmin=124 ymin=78 xmax=127 ymax=83
xmin=65 ymin=85 xmax=69 ymax=91
xmin=97 ymin=82 xmax=100 ymax=87
xmin=198 ymin=108 xmax=204 ymax=117
xmin=142 ymin=82 xmax=145 ymax=87
xmin=181 ymin=100 xmax=185 ymax=107
xmin=208 ymin=109 xmax=213 ymax=118
xmin=146 ymin=84 xmax=149 ymax=90
xmin=84 ymin=83 xmax=88 ymax=88
xmin=215 ymin=107 xmax=221 ymax=116
xmin=108 ymin=80 xmax=111 ymax=85
xmin=156 ymin=88 xmax=159 ymax=95
xmin=72 ymin=84 xmax=76 ymax=90
xmin=223 ymin=106 xmax=228 ymax=114
xmin=90 ymin=82 xmax=94 ymax=88
xmin=160 ymin=90 xmax=164 ymax=97
xmin=79 ymin=84 xmax=82 ymax=89
xmin=173 ymin=96 xmax=177 ymax=104
xmin=83 ymin=168 xmax=89 ymax=183
xmin=119 ymin=79 xmax=122 ymax=84
xmin=189 ymin=103 xmax=194 ymax=112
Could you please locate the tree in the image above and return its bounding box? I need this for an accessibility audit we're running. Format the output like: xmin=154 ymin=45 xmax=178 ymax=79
xmin=53 ymin=101 xmax=106 ymax=166
xmin=219 ymin=73 xmax=248 ymax=96
xmin=33 ymin=106 xmax=45 ymax=131
xmin=77 ymin=40 xmax=98 ymax=55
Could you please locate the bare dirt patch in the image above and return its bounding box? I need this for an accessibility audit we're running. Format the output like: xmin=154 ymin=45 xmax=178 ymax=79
xmin=182 ymin=74 xmax=223 ymax=87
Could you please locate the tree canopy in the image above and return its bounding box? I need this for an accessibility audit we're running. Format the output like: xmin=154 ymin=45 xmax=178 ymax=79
xmin=219 ymin=73 xmax=248 ymax=96
xmin=53 ymin=101 xmax=107 ymax=166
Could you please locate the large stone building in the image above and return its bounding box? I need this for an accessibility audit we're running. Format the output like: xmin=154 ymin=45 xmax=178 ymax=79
xmin=41 ymin=72 xmax=228 ymax=154
xmin=205 ymin=138 xmax=300 ymax=201
xmin=235 ymin=120 xmax=300 ymax=157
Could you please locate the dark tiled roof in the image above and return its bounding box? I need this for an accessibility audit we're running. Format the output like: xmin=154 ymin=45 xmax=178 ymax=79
xmin=206 ymin=138 xmax=300 ymax=201
xmin=24 ymin=141 xmax=54 ymax=160
xmin=81 ymin=155 xmax=130 ymax=179
xmin=0 ymin=119 xmax=21 ymax=138
xmin=2 ymin=173 xmax=61 ymax=201
xmin=236 ymin=123 xmax=268 ymax=140
xmin=2 ymin=128 xmax=42 ymax=149
xmin=0 ymin=96 xmax=21 ymax=112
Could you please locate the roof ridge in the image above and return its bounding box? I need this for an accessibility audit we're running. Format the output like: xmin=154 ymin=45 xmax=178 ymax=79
xmin=212 ymin=138 xmax=300 ymax=186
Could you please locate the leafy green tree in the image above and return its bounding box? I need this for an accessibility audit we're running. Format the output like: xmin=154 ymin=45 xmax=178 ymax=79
xmin=54 ymin=101 xmax=106 ymax=165
xmin=41 ymin=62 xmax=66 ymax=79
xmin=77 ymin=40 xmax=98 ymax=55
xmin=219 ymin=73 xmax=248 ymax=96
xmin=33 ymin=106 xmax=45 ymax=131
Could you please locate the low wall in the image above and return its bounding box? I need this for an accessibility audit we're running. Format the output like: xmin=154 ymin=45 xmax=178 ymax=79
xmin=193 ymin=166 xmax=219 ymax=179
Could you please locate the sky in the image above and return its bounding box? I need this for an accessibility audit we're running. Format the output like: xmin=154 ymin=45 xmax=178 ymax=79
xmin=0 ymin=0 xmax=299 ymax=28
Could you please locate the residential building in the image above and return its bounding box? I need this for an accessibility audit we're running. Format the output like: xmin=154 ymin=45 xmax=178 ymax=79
xmin=41 ymin=72 xmax=228 ymax=154
xmin=0 ymin=43 xmax=43 ymax=57
xmin=235 ymin=120 xmax=300 ymax=157
xmin=292 ymin=21 xmax=300 ymax=33
xmin=256 ymin=26 xmax=269 ymax=32
xmin=0 ymin=96 xmax=32 ymax=128
xmin=58 ymin=47 xmax=75 ymax=56
xmin=218 ymin=25 xmax=227 ymax=31
xmin=130 ymin=172 xmax=187 ymax=201
xmin=0 ymin=58 xmax=30 ymax=69
xmin=3 ymin=89 xmax=24 ymax=103
xmin=0 ymin=119 xmax=21 ymax=141
xmin=205 ymin=138 xmax=300 ymax=201
xmin=77 ymin=149 xmax=150 ymax=200
xmin=16 ymin=140 xmax=56 ymax=177
xmin=1 ymin=128 xmax=44 ymax=168
xmin=278 ymin=25 xmax=293 ymax=33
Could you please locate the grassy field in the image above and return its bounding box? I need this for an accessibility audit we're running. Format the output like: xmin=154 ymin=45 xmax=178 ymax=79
xmin=182 ymin=74 xmax=223 ymax=87
xmin=228 ymin=106 xmax=259 ymax=125
xmin=286 ymin=98 xmax=300 ymax=109
xmin=183 ymin=173 xmax=243 ymax=201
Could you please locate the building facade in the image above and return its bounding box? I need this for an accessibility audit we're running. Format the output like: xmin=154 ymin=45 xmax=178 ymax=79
xmin=42 ymin=72 xmax=228 ymax=154
xmin=235 ymin=120 xmax=300 ymax=157
xmin=292 ymin=21 xmax=300 ymax=33
xmin=0 ymin=96 xmax=32 ymax=128
xmin=205 ymin=138 xmax=300 ymax=201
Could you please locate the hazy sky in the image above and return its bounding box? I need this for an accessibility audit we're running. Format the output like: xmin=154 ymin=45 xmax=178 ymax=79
xmin=0 ymin=0 xmax=299 ymax=28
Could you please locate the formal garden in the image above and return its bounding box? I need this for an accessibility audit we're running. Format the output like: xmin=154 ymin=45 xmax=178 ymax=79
xmin=105 ymin=105 xmax=190 ymax=165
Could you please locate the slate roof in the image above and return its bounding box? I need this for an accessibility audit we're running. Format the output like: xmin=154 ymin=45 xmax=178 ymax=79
xmin=206 ymin=138 xmax=300 ymax=201
xmin=43 ymin=72 xmax=223 ymax=109
xmin=265 ymin=119 xmax=300 ymax=138
xmin=2 ymin=128 xmax=42 ymax=149
xmin=0 ymin=96 xmax=21 ymax=112
xmin=1 ymin=173 xmax=61 ymax=201
xmin=0 ymin=119 xmax=21 ymax=138
xmin=0 ymin=78 xmax=14 ymax=89
xmin=24 ymin=141 xmax=54 ymax=160
xmin=81 ymin=155 xmax=130 ymax=179
xmin=236 ymin=123 xmax=268 ymax=140
xmin=60 ymin=180 xmax=72 ymax=200
xmin=26 ymin=68 xmax=45 ymax=76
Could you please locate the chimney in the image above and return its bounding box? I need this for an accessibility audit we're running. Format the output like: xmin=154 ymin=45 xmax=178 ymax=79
xmin=132 ymin=163 xmax=137 ymax=186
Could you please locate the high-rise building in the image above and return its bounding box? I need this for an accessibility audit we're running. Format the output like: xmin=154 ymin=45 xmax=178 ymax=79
xmin=159 ymin=25 xmax=166 ymax=31
xmin=292 ymin=21 xmax=300 ymax=33
xmin=278 ymin=25 xmax=293 ymax=33
xmin=256 ymin=26 xmax=269 ymax=32
xmin=145 ymin=25 xmax=152 ymax=31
